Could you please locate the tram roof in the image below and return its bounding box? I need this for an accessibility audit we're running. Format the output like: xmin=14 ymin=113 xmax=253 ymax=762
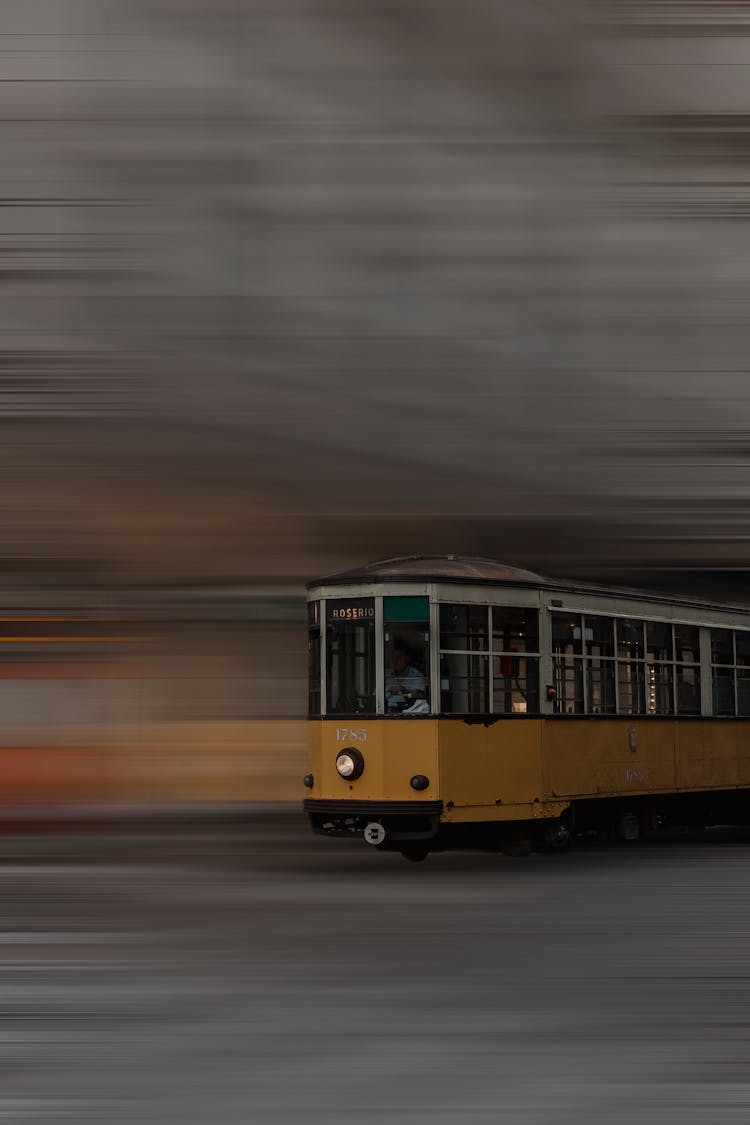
xmin=311 ymin=555 xmax=549 ymax=587
xmin=308 ymin=555 xmax=750 ymax=614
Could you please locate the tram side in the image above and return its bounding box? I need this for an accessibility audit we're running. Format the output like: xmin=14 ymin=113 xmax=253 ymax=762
xmin=304 ymin=559 xmax=750 ymax=854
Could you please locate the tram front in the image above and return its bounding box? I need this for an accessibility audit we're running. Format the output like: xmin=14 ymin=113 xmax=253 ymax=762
xmin=304 ymin=568 xmax=441 ymax=858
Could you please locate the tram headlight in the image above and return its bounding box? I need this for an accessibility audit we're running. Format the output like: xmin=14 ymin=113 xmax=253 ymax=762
xmin=410 ymin=775 xmax=430 ymax=791
xmin=336 ymin=754 xmax=355 ymax=777
xmin=336 ymin=748 xmax=365 ymax=780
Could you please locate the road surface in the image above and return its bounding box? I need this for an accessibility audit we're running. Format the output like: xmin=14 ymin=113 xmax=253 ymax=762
xmin=5 ymin=814 xmax=750 ymax=1124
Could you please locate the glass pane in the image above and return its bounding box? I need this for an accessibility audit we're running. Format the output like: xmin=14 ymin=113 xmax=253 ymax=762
xmin=674 ymin=624 xmax=699 ymax=665
xmin=618 ymin=660 xmax=646 ymax=714
xmin=617 ymin=619 xmax=644 ymax=660
xmin=439 ymin=604 xmax=488 ymax=651
xmin=440 ymin=652 xmax=488 ymax=714
xmin=676 ymin=664 xmax=701 ymax=715
xmin=307 ymin=601 xmax=319 ymax=627
xmin=493 ymin=655 xmax=539 ymax=714
xmin=737 ymin=669 xmax=750 ymax=716
xmin=647 ymin=663 xmax=673 ymax=715
xmin=735 ymin=631 xmax=750 ymax=666
xmin=551 ymin=613 xmax=582 ymax=657
xmin=308 ymin=629 xmax=321 ymax=716
xmin=711 ymin=629 xmax=733 ymax=666
xmin=326 ymin=599 xmax=376 ymax=714
xmin=492 ymin=607 xmax=539 ymax=654
xmin=552 ymin=654 xmax=584 ymax=714
xmin=586 ymin=660 xmax=615 ymax=713
xmin=712 ymin=666 xmax=735 ymax=716
xmin=646 ymin=621 xmax=673 ymax=663
xmin=584 ymin=616 xmax=614 ymax=659
xmin=384 ymin=629 xmax=429 ymax=714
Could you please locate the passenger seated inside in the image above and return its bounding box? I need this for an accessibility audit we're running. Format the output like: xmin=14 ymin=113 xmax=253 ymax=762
xmin=385 ymin=641 xmax=428 ymax=714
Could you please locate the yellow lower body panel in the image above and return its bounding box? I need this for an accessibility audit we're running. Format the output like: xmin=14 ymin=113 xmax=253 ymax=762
xmin=307 ymin=716 xmax=750 ymax=827
xmin=306 ymin=719 xmax=439 ymax=804
xmin=307 ymin=718 xmax=553 ymax=821
xmin=443 ymin=800 xmax=571 ymax=824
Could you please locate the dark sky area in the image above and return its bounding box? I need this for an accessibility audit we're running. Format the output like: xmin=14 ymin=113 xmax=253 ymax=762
xmin=2 ymin=0 xmax=750 ymax=597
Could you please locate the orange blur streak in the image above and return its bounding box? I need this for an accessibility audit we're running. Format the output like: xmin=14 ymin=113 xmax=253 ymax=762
xmin=0 ymin=617 xmax=136 ymax=622
xmin=0 ymin=636 xmax=147 ymax=643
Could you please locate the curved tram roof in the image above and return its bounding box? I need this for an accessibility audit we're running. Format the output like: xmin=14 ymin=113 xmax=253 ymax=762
xmin=309 ymin=555 xmax=750 ymax=615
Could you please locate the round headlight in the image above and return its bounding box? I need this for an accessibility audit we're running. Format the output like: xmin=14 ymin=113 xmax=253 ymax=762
xmin=303 ymin=773 xmax=314 ymax=789
xmin=410 ymin=774 xmax=430 ymax=791
xmin=336 ymin=747 xmax=364 ymax=780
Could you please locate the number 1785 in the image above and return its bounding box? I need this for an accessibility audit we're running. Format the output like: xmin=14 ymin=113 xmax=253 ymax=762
xmin=336 ymin=728 xmax=367 ymax=742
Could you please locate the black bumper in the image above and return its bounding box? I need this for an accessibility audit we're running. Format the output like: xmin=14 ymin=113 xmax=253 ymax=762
xmin=303 ymin=798 xmax=442 ymax=841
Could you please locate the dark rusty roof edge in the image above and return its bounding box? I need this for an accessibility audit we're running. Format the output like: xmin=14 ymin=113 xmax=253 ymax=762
xmin=307 ymin=555 xmax=750 ymax=615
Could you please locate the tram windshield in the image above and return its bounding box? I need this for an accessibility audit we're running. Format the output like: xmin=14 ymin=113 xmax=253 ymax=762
xmin=314 ymin=594 xmax=432 ymax=716
xmin=326 ymin=598 xmax=376 ymax=714
xmin=383 ymin=596 xmax=430 ymax=714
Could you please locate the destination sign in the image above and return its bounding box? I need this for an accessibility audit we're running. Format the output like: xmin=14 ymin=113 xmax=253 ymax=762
xmin=327 ymin=598 xmax=375 ymax=623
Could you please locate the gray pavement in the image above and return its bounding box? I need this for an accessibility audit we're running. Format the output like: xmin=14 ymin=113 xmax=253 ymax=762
xmin=5 ymin=816 xmax=750 ymax=1124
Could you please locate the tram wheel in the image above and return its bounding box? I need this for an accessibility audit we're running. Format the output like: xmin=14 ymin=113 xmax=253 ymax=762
xmin=616 ymin=811 xmax=641 ymax=843
xmin=400 ymin=846 xmax=429 ymax=863
xmin=541 ymin=816 xmax=573 ymax=852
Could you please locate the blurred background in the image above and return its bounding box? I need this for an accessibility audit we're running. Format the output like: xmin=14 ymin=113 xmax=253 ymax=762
xmin=8 ymin=6 xmax=750 ymax=1125
xmin=3 ymin=0 xmax=750 ymax=805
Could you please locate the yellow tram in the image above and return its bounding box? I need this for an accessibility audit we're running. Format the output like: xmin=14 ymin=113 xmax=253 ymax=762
xmin=303 ymin=556 xmax=750 ymax=858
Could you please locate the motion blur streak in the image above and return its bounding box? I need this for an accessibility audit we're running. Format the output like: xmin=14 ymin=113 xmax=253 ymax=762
xmin=3 ymin=4 xmax=750 ymax=1121
xmin=2 ymin=1 xmax=750 ymax=590
xmin=2 ymin=0 xmax=750 ymax=796
xmin=9 ymin=823 xmax=750 ymax=1125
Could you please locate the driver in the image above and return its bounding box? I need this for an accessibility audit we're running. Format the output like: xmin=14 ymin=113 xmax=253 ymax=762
xmin=385 ymin=644 xmax=427 ymax=712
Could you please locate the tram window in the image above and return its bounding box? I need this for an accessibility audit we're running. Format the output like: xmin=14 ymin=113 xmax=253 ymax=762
xmin=737 ymin=669 xmax=750 ymax=716
xmin=676 ymin=664 xmax=701 ymax=715
xmin=711 ymin=629 xmax=733 ymax=667
xmin=617 ymin=619 xmax=644 ymax=660
xmin=712 ymin=666 xmax=735 ymax=716
xmin=493 ymin=654 xmax=539 ymax=714
xmin=584 ymin=616 xmax=614 ymax=659
xmin=308 ymin=627 xmax=321 ymax=716
xmin=735 ymin=631 xmax=750 ymax=667
xmin=439 ymin=604 xmax=488 ymax=651
xmin=308 ymin=601 xmax=321 ymax=716
xmin=492 ymin=607 xmax=539 ymax=652
xmin=586 ymin=661 xmax=616 ymax=714
xmin=581 ymin=616 xmax=616 ymax=713
xmin=618 ymin=661 xmax=646 ymax=715
xmin=675 ymin=624 xmax=700 ymax=665
xmin=551 ymin=613 xmax=583 ymax=713
xmin=384 ymin=630 xmax=429 ymax=713
xmin=710 ymin=628 xmax=736 ymax=716
xmin=326 ymin=599 xmax=375 ymax=714
xmin=646 ymin=621 xmax=673 ymax=663
xmin=440 ymin=652 xmax=488 ymax=714
xmin=384 ymin=597 xmax=430 ymax=714
xmin=551 ymin=613 xmax=582 ymax=657
xmin=553 ymin=656 xmax=584 ymax=714
xmin=647 ymin=662 xmax=674 ymax=715
xmin=492 ymin=606 xmax=539 ymax=714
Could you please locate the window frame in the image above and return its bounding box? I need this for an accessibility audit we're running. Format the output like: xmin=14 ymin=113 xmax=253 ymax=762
xmin=439 ymin=603 xmax=541 ymax=716
xmin=307 ymin=583 xmax=750 ymax=721
xmin=551 ymin=612 xmax=703 ymax=717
